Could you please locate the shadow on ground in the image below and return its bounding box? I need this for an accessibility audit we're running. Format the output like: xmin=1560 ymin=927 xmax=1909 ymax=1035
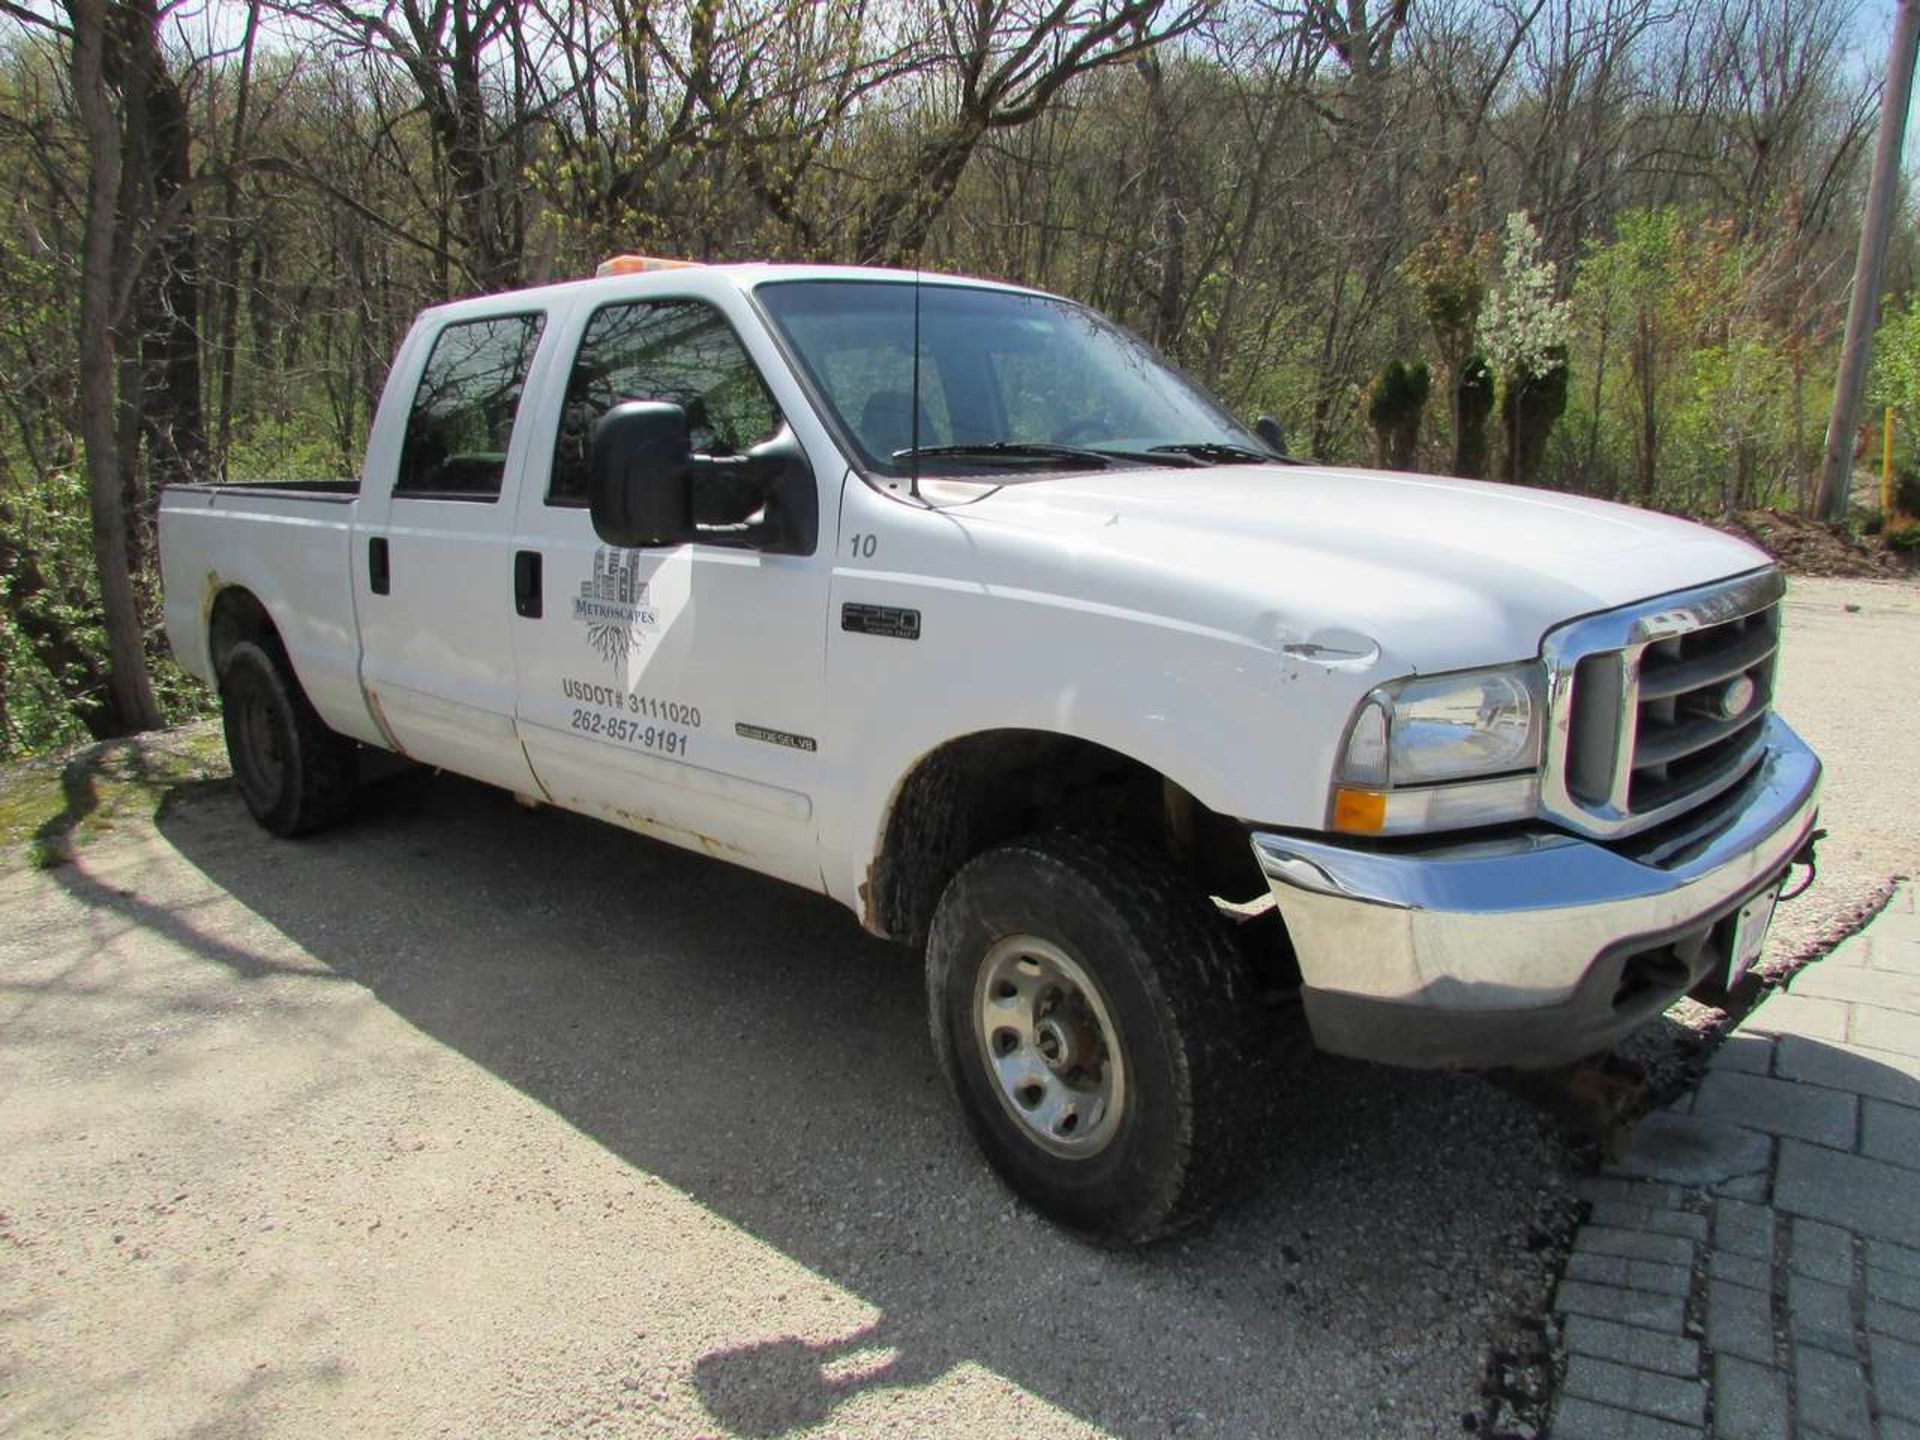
xmin=136 ymin=769 xmax=1569 ymax=1438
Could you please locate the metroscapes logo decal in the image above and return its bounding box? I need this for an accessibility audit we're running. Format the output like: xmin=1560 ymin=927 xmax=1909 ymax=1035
xmin=573 ymin=547 xmax=657 ymax=664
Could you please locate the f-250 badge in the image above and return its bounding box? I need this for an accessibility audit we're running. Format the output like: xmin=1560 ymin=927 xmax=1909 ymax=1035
xmin=574 ymin=547 xmax=656 ymax=664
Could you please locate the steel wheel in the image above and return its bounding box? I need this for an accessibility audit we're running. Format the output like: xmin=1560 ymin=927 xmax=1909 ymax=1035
xmin=232 ymin=676 xmax=288 ymax=815
xmin=928 ymin=832 xmax=1265 ymax=1243
xmin=973 ymin=934 xmax=1127 ymax=1158
xmin=218 ymin=639 xmax=356 ymax=836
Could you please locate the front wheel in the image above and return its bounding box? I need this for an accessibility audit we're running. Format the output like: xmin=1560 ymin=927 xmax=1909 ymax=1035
xmin=925 ymin=831 xmax=1264 ymax=1245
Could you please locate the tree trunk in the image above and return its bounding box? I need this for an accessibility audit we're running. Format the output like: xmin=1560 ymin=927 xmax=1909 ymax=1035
xmin=130 ymin=4 xmax=206 ymax=509
xmin=1584 ymin=302 xmax=1612 ymax=496
xmin=853 ymin=121 xmax=989 ymax=267
xmin=213 ymin=0 xmax=262 ymax=480
xmin=1389 ymin=407 xmax=1420 ymax=471
xmin=1137 ymin=52 xmax=1187 ymax=354
xmin=1203 ymin=122 xmax=1281 ymax=387
xmin=1792 ymin=354 xmax=1810 ymax=514
xmin=69 ymin=0 xmax=164 ymax=736
xmin=1454 ymin=360 xmax=1494 ymax=479
xmin=1633 ymin=312 xmax=1658 ymax=505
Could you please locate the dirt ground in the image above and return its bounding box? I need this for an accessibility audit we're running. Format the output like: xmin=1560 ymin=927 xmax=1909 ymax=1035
xmin=1717 ymin=509 xmax=1914 ymax=580
xmin=1759 ymin=577 xmax=1920 ymax=965
xmin=0 ymin=575 xmax=1911 ymax=1440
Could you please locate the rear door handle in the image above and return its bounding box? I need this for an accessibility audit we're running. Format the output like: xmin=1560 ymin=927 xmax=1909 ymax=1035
xmin=514 ymin=549 xmax=542 ymax=618
xmin=369 ymin=536 xmax=390 ymax=595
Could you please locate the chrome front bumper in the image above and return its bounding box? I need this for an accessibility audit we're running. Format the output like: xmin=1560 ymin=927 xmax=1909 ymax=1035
xmin=1251 ymin=715 xmax=1822 ymax=1070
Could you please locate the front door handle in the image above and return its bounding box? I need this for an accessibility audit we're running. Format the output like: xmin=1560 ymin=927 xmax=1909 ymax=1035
xmin=514 ymin=549 xmax=542 ymax=618
xmin=369 ymin=536 xmax=390 ymax=595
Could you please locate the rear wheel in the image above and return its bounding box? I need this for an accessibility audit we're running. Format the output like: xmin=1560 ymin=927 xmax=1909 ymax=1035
xmin=220 ymin=639 xmax=355 ymax=836
xmin=926 ymin=830 xmax=1263 ymax=1245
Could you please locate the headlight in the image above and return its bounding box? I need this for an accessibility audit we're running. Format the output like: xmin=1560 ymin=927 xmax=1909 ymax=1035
xmin=1331 ymin=663 xmax=1544 ymax=835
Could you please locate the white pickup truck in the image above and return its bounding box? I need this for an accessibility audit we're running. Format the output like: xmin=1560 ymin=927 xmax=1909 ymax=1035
xmin=161 ymin=259 xmax=1823 ymax=1243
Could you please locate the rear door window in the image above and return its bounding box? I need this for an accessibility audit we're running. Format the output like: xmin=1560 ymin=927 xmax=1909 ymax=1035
xmin=395 ymin=313 xmax=545 ymax=500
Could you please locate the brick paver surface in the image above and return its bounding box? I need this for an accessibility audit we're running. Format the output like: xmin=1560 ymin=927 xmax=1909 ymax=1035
xmin=1547 ymin=885 xmax=1920 ymax=1439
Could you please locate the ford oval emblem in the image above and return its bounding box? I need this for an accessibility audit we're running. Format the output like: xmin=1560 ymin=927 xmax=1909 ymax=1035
xmin=1716 ymin=674 xmax=1757 ymax=721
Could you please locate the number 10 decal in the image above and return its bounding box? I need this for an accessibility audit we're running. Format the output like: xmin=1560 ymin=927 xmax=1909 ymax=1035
xmin=849 ymin=532 xmax=878 ymax=559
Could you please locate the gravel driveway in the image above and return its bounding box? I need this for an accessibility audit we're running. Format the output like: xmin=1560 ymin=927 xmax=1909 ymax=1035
xmin=0 ymin=575 xmax=1910 ymax=1439
xmin=1758 ymin=578 xmax=1920 ymax=964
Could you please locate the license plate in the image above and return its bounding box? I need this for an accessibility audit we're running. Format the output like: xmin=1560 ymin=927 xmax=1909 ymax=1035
xmin=1727 ymin=883 xmax=1781 ymax=988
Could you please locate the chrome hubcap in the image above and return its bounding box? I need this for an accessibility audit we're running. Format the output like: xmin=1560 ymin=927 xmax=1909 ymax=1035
xmin=973 ymin=935 xmax=1125 ymax=1158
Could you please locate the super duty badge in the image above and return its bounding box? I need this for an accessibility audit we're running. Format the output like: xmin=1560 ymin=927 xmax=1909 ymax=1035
xmin=841 ymin=602 xmax=921 ymax=641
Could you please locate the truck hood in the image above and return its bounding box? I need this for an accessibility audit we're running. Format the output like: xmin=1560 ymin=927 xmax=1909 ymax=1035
xmin=943 ymin=463 xmax=1772 ymax=674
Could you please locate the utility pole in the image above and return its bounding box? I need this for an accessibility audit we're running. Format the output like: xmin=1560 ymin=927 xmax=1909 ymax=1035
xmin=1816 ymin=0 xmax=1920 ymax=522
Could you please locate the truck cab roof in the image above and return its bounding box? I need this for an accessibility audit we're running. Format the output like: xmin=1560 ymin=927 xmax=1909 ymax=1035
xmin=416 ymin=261 xmax=1044 ymax=325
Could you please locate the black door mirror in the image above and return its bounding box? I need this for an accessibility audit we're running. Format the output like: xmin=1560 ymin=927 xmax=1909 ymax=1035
xmin=589 ymin=401 xmax=697 ymax=548
xmin=1254 ymin=414 xmax=1289 ymax=457
xmin=588 ymin=401 xmax=820 ymax=555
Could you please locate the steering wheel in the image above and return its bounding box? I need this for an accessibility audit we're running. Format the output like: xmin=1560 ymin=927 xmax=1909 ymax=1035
xmin=1053 ymin=419 xmax=1105 ymax=444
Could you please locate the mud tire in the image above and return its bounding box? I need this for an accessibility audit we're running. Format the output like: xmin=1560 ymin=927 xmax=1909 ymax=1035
xmin=926 ymin=830 xmax=1263 ymax=1245
xmin=220 ymin=639 xmax=356 ymax=837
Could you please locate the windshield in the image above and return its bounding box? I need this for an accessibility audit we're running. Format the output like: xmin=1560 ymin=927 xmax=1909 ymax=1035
xmin=755 ymin=279 xmax=1264 ymax=476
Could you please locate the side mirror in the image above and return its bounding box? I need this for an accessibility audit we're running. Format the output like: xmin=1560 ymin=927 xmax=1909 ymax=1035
xmin=589 ymin=401 xmax=696 ymax=548
xmin=588 ymin=401 xmax=820 ymax=556
xmin=1254 ymin=415 xmax=1289 ymax=457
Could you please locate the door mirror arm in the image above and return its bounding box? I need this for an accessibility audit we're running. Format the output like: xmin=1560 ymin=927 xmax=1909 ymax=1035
xmin=708 ymin=426 xmax=816 ymax=556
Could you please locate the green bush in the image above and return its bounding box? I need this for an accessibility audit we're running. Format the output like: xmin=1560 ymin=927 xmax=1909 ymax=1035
xmin=1455 ymin=357 xmax=1495 ymax=478
xmin=1894 ymin=464 xmax=1920 ymax=519
xmin=1369 ymin=360 xmax=1430 ymax=470
xmin=1504 ymin=345 xmax=1570 ymax=486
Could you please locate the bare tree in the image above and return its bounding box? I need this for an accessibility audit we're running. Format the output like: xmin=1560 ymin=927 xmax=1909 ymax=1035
xmin=302 ymin=0 xmax=541 ymax=290
xmin=68 ymin=0 xmax=161 ymax=732
xmin=851 ymin=0 xmax=1209 ymax=265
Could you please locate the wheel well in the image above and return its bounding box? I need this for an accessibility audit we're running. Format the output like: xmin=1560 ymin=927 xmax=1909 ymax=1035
xmin=867 ymin=730 xmax=1268 ymax=948
xmin=207 ymin=588 xmax=284 ymax=683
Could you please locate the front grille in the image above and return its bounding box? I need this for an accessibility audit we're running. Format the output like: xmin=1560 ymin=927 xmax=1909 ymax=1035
xmin=1627 ymin=608 xmax=1778 ymax=811
xmin=1542 ymin=569 xmax=1783 ymax=838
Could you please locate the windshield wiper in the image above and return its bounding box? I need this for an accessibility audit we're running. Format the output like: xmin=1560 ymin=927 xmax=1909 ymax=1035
xmin=891 ymin=441 xmax=1132 ymax=470
xmin=1148 ymin=441 xmax=1297 ymax=466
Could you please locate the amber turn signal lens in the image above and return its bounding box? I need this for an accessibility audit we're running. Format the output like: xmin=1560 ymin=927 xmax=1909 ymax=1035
xmin=1331 ymin=787 xmax=1388 ymax=834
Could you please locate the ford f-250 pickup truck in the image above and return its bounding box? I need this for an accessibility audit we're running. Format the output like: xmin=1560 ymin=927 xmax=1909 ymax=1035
xmin=161 ymin=258 xmax=1822 ymax=1244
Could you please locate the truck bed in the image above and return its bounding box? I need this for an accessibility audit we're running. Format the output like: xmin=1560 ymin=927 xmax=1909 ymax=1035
xmin=159 ymin=481 xmax=383 ymax=749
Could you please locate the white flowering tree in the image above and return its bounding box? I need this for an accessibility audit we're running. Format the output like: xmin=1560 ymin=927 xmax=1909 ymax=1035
xmin=1479 ymin=212 xmax=1575 ymax=483
xmin=1479 ymin=212 xmax=1573 ymax=384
